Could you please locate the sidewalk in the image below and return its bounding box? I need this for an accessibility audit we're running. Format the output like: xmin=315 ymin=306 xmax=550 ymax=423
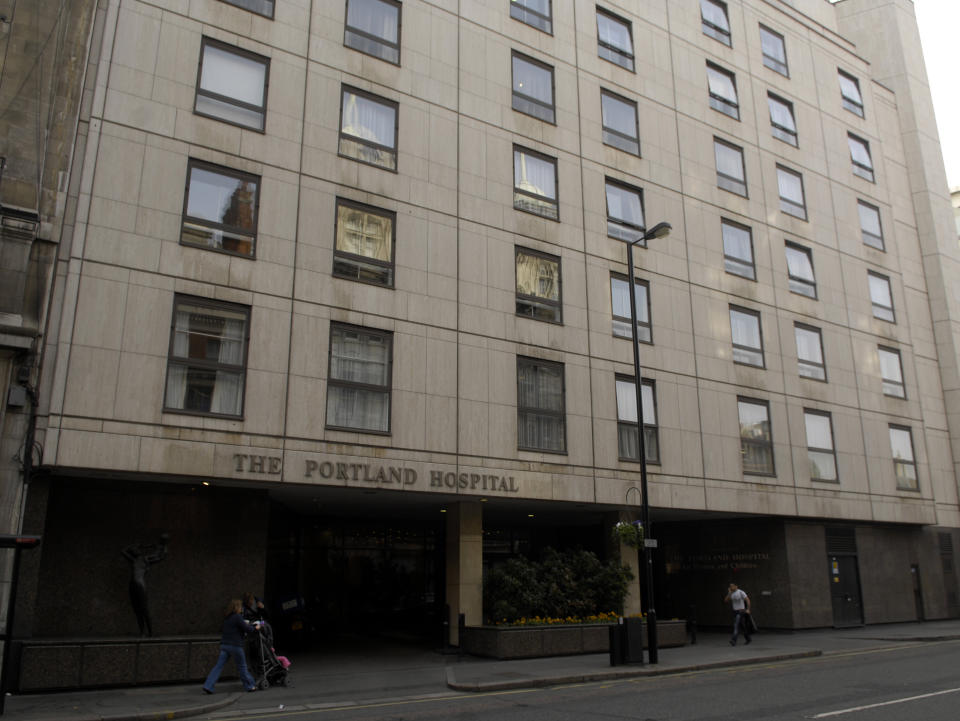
xmin=5 ymin=620 xmax=960 ymax=721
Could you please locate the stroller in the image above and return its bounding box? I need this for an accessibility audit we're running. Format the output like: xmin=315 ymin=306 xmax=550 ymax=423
xmin=247 ymin=621 xmax=290 ymax=689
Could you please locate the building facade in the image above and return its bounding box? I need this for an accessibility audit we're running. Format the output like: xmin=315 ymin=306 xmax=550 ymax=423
xmin=4 ymin=0 xmax=960 ymax=683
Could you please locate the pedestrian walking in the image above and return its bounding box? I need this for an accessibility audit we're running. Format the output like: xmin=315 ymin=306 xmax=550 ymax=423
xmin=202 ymin=599 xmax=260 ymax=694
xmin=724 ymin=582 xmax=752 ymax=646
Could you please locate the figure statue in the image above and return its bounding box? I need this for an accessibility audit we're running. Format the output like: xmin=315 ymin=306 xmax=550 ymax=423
xmin=122 ymin=533 xmax=169 ymax=636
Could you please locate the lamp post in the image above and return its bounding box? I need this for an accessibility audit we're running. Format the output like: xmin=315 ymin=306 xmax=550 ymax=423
xmin=622 ymin=221 xmax=671 ymax=664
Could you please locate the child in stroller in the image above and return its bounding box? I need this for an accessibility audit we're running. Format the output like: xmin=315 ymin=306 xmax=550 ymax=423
xmin=243 ymin=593 xmax=290 ymax=689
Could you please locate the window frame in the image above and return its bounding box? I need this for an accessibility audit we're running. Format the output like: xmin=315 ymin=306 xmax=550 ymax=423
xmin=889 ymin=424 xmax=918 ymax=491
xmin=759 ymin=25 xmax=788 ymax=76
xmin=777 ymin=164 xmax=807 ymax=219
xmin=517 ymin=356 xmax=567 ymax=454
xmin=181 ymin=159 xmax=260 ymax=258
xmin=805 ymin=409 xmax=838 ymax=483
xmin=858 ymin=200 xmax=884 ymax=250
xmin=333 ymin=198 xmax=397 ymax=287
xmin=219 ymin=0 xmax=274 ymax=18
xmin=838 ymin=68 xmax=864 ymax=117
xmin=868 ymin=270 xmax=895 ymax=323
xmin=738 ymin=396 xmax=775 ymax=476
xmin=878 ymin=345 xmax=906 ymax=399
xmin=596 ymin=6 xmax=635 ymax=72
xmin=326 ymin=323 xmax=394 ymax=434
xmin=701 ymin=0 xmax=731 ymax=46
xmin=707 ymin=61 xmax=740 ymax=120
xmin=729 ymin=305 xmax=764 ymax=368
xmin=721 ymin=218 xmax=755 ymax=280
xmin=338 ymin=85 xmax=399 ymax=172
xmin=795 ymin=322 xmax=826 ymax=382
xmin=600 ymin=88 xmax=641 ymax=156
xmin=784 ymin=241 xmax=817 ymax=299
xmin=610 ymin=273 xmax=652 ymax=343
xmin=767 ymin=92 xmax=797 ymax=146
xmin=513 ymin=145 xmax=559 ymax=220
xmin=194 ymin=37 xmax=270 ymax=133
xmin=515 ymin=246 xmax=563 ymax=324
xmin=605 ymin=177 xmax=645 ymax=245
xmin=848 ymin=133 xmax=875 ymax=182
xmin=615 ymin=375 xmax=659 ymax=464
xmin=511 ymin=0 xmax=553 ymax=34
xmin=714 ymin=137 xmax=747 ymax=197
xmin=511 ymin=50 xmax=556 ymax=124
xmin=344 ymin=0 xmax=402 ymax=65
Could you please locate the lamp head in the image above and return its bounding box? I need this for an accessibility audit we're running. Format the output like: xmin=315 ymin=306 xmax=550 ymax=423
xmin=642 ymin=222 xmax=672 ymax=241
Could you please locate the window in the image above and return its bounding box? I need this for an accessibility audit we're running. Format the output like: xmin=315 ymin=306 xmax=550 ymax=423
xmin=339 ymin=86 xmax=398 ymax=171
xmin=512 ymin=52 xmax=555 ymax=123
xmin=785 ymin=241 xmax=816 ymax=299
xmin=739 ymin=398 xmax=773 ymax=475
xmin=327 ymin=324 xmax=393 ymax=433
xmin=605 ymin=178 xmax=645 ymax=244
xmin=220 ymin=0 xmax=274 ymax=17
xmin=721 ymin=219 xmax=755 ymax=280
xmin=601 ymin=89 xmax=640 ymax=156
xmin=616 ymin=376 xmax=658 ymax=463
xmin=760 ymin=25 xmax=788 ymax=75
xmin=848 ymin=133 xmax=875 ymax=182
xmin=868 ymin=271 xmax=894 ymax=322
xmin=715 ymin=138 xmax=746 ymax=196
xmin=795 ymin=323 xmax=826 ymax=381
xmin=344 ymin=0 xmax=401 ymax=64
xmin=768 ymin=93 xmax=797 ymax=146
xmin=516 ymin=247 xmax=562 ymax=323
xmin=517 ymin=357 xmax=566 ymax=453
xmin=701 ymin=0 xmax=731 ymax=46
xmin=777 ymin=165 xmax=806 ymax=219
xmin=858 ymin=200 xmax=884 ymax=250
xmin=511 ymin=0 xmax=552 ymax=34
xmin=513 ymin=146 xmax=559 ymax=220
xmin=889 ymin=425 xmax=917 ymax=490
xmin=164 ymin=296 xmax=249 ymax=417
xmin=879 ymin=346 xmax=906 ymax=398
xmin=707 ymin=62 xmax=739 ymax=120
xmin=195 ymin=38 xmax=269 ymax=132
xmin=838 ymin=69 xmax=864 ymax=117
xmin=596 ymin=7 xmax=634 ymax=71
xmin=730 ymin=306 xmax=763 ymax=367
xmin=334 ymin=199 xmax=395 ymax=286
xmin=611 ymin=274 xmax=651 ymax=342
xmin=805 ymin=410 xmax=837 ymax=482
xmin=181 ymin=160 xmax=259 ymax=257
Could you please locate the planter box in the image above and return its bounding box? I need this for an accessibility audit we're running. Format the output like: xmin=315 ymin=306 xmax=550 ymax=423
xmin=461 ymin=619 xmax=687 ymax=660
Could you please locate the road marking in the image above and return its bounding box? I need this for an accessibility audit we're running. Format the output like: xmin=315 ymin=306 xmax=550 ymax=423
xmin=811 ymin=687 xmax=960 ymax=718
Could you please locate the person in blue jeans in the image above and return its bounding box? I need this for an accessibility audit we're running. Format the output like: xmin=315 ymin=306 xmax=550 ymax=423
xmin=202 ymin=599 xmax=259 ymax=694
xmin=724 ymin=582 xmax=752 ymax=646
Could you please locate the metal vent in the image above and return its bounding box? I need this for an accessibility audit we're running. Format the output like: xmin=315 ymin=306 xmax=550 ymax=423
xmin=826 ymin=527 xmax=857 ymax=555
xmin=939 ymin=532 xmax=954 ymax=557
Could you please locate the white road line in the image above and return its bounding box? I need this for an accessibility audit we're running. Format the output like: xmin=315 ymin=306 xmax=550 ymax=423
xmin=811 ymin=687 xmax=960 ymax=718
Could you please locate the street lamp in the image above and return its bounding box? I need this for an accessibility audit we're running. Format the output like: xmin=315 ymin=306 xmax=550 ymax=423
xmin=622 ymin=221 xmax=671 ymax=664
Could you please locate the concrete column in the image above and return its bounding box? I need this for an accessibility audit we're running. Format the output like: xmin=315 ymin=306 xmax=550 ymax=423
xmin=445 ymin=501 xmax=482 ymax=646
xmin=606 ymin=512 xmax=642 ymax=616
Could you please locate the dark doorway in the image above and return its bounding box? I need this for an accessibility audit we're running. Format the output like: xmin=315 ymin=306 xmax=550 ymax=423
xmin=911 ymin=564 xmax=924 ymax=621
xmin=829 ymin=555 xmax=863 ymax=627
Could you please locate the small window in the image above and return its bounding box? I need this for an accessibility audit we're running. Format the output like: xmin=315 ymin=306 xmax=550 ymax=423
xmin=181 ymin=160 xmax=259 ymax=257
xmin=848 ymin=133 xmax=875 ymax=182
xmin=596 ymin=7 xmax=634 ymax=71
xmin=760 ymin=25 xmax=788 ymax=75
xmin=739 ymin=397 xmax=774 ymax=475
xmin=795 ymin=323 xmax=826 ymax=381
xmin=889 ymin=425 xmax=917 ymax=490
xmin=785 ymin=241 xmax=817 ymax=299
xmin=768 ymin=93 xmax=797 ymax=146
xmin=517 ymin=356 xmax=566 ymax=453
xmin=879 ymin=346 xmax=906 ymax=399
xmin=868 ymin=271 xmax=895 ymax=322
xmin=513 ymin=146 xmax=559 ymax=220
xmin=707 ymin=62 xmax=739 ymax=120
xmin=805 ymin=410 xmax=838 ymax=482
xmin=327 ymin=324 xmax=393 ymax=433
xmin=701 ymin=0 xmax=731 ymax=46
xmin=339 ymin=86 xmax=398 ymax=171
xmin=334 ymin=199 xmax=395 ymax=286
xmin=715 ymin=138 xmax=746 ymax=196
xmin=777 ymin=165 xmax=806 ymax=219
xmin=511 ymin=0 xmax=552 ymax=34
xmin=195 ymin=38 xmax=269 ymax=132
xmin=616 ymin=376 xmax=658 ymax=463
xmin=220 ymin=0 xmax=274 ymax=18
xmin=516 ymin=247 xmax=562 ymax=323
xmin=164 ymin=296 xmax=250 ymax=418
xmin=721 ymin=219 xmax=755 ymax=280
xmin=838 ymin=69 xmax=864 ymax=117
xmin=730 ymin=306 xmax=763 ymax=367
xmin=601 ymin=89 xmax=640 ymax=156
xmin=344 ymin=0 xmax=401 ymax=64
xmin=512 ymin=51 xmax=555 ymax=123
xmin=605 ymin=178 xmax=645 ymax=244
xmin=858 ymin=200 xmax=884 ymax=250
xmin=611 ymin=274 xmax=651 ymax=342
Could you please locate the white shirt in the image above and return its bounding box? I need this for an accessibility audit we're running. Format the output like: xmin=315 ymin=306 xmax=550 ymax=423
xmin=730 ymin=588 xmax=748 ymax=611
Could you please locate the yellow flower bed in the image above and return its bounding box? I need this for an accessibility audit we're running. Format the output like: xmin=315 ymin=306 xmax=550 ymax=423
xmin=495 ymin=611 xmax=628 ymax=627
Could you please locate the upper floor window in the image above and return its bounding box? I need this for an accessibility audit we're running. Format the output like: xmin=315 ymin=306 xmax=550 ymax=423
xmin=513 ymin=146 xmax=559 ymax=220
xmin=339 ymin=86 xmax=398 ymax=171
xmin=327 ymin=324 xmax=393 ymax=433
xmin=777 ymin=165 xmax=806 ymax=219
xmin=334 ymin=199 xmax=395 ymax=287
xmin=785 ymin=241 xmax=816 ymax=299
xmin=516 ymin=247 xmax=562 ymax=323
xmin=760 ymin=25 xmax=787 ymax=75
xmin=518 ymin=357 xmax=566 ymax=453
xmin=868 ymin=271 xmax=895 ymax=322
xmin=889 ymin=425 xmax=917 ymax=490
xmin=858 ymin=200 xmax=884 ymax=250
xmin=805 ymin=410 xmax=838 ymax=482
xmin=195 ymin=38 xmax=269 ymax=132
xmin=511 ymin=0 xmax=552 ymax=34
xmin=715 ymin=138 xmax=746 ymax=196
xmin=512 ymin=51 xmax=555 ymax=123
xmin=601 ymin=89 xmax=640 ymax=156
xmin=164 ymin=296 xmax=249 ymax=418
xmin=344 ymin=0 xmax=401 ymax=65
xmin=768 ymin=93 xmax=797 ymax=146
xmin=838 ymin=69 xmax=864 ymax=117
xmin=701 ymin=0 xmax=731 ymax=46
xmin=220 ymin=0 xmax=274 ymax=18
xmin=596 ymin=7 xmax=634 ymax=71
xmin=795 ymin=323 xmax=826 ymax=381
xmin=611 ymin=274 xmax=651 ymax=342
xmin=722 ymin=219 xmax=755 ymax=280
xmin=182 ymin=160 xmax=259 ymax=257
xmin=730 ymin=306 xmax=763 ymax=367
xmin=739 ymin=397 xmax=774 ymax=475
xmin=616 ymin=376 xmax=658 ymax=463
xmin=605 ymin=178 xmax=645 ymax=244
xmin=707 ymin=62 xmax=739 ymax=120
xmin=879 ymin=346 xmax=906 ymax=399
xmin=848 ymin=133 xmax=875 ymax=182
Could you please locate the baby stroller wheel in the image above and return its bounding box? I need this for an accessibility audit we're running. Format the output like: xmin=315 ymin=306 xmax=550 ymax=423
xmin=258 ymin=678 xmax=270 ymax=690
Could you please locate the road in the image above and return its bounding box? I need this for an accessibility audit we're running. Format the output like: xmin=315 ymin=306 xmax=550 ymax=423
xmin=203 ymin=639 xmax=960 ymax=721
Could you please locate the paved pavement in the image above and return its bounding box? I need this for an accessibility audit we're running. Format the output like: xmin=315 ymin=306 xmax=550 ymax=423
xmin=5 ymin=620 xmax=960 ymax=721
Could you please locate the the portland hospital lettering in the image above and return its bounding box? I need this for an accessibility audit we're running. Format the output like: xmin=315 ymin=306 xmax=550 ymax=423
xmin=302 ymin=459 xmax=519 ymax=494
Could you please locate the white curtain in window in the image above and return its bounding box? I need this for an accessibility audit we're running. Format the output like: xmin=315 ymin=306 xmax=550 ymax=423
xmin=786 ymin=247 xmax=813 ymax=281
xmin=858 ymin=203 xmax=881 ymax=236
xmin=518 ymin=363 xmax=563 ymax=412
xmin=610 ymin=277 xmax=647 ymax=323
xmin=597 ymin=12 xmax=630 ymax=52
xmin=707 ymin=67 xmax=737 ymax=103
xmin=211 ymin=371 xmax=243 ymax=415
xmin=768 ymin=97 xmax=795 ymax=131
xmin=715 ymin=143 xmax=744 ymax=180
xmin=795 ymin=327 xmax=822 ymax=364
xmin=200 ymin=44 xmax=266 ymax=106
xmin=777 ymin=168 xmax=802 ymax=203
xmin=848 ymin=136 xmax=872 ymax=168
xmin=331 ymin=331 xmax=390 ymax=386
xmin=346 ymin=0 xmax=399 ymax=43
xmin=839 ymin=73 xmax=862 ymax=103
xmin=889 ymin=428 xmax=914 ymax=461
xmin=514 ymin=150 xmax=556 ymax=199
xmin=517 ymin=0 xmax=550 ymax=13
xmin=165 ymin=364 xmax=187 ymax=409
xmin=701 ymin=0 xmax=729 ymax=30
xmin=342 ymin=91 xmax=396 ymax=147
xmin=730 ymin=310 xmax=760 ymax=349
xmin=879 ymin=350 xmax=903 ymax=383
xmin=805 ymin=413 xmax=833 ymax=450
xmin=601 ymin=93 xmax=637 ymax=138
xmin=327 ymin=386 xmax=389 ymax=431
xmin=761 ymin=29 xmax=785 ymax=63
xmin=606 ymin=184 xmax=643 ymax=226
xmin=615 ymin=379 xmax=655 ymax=424
xmin=513 ymin=57 xmax=553 ymax=104
xmin=869 ymin=274 xmax=892 ymax=307
xmin=722 ymin=223 xmax=752 ymax=262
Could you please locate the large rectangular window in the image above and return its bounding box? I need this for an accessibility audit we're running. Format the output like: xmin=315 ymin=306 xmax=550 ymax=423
xmin=327 ymin=324 xmax=393 ymax=433
xmin=601 ymin=89 xmax=640 ymax=156
xmin=339 ymin=86 xmax=398 ymax=171
xmin=889 ymin=425 xmax=917 ymax=490
xmin=517 ymin=357 xmax=566 ymax=453
xmin=195 ymin=38 xmax=269 ymax=132
xmin=839 ymin=69 xmax=864 ymax=117
xmin=795 ymin=323 xmax=826 ymax=381
xmin=181 ymin=160 xmax=259 ymax=257
xmin=511 ymin=0 xmax=552 ymax=34
xmin=605 ymin=178 xmax=644 ymax=244
xmin=777 ymin=165 xmax=806 ymax=219
xmin=715 ymin=138 xmax=746 ymax=196
xmin=768 ymin=93 xmax=797 ymax=146
xmin=707 ymin=62 xmax=739 ymax=120
xmin=879 ymin=346 xmax=906 ymax=399
xmin=611 ymin=274 xmax=651 ymax=342
xmin=785 ymin=241 xmax=816 ymax=299
xmin=730 ymin=306 xmax=763 ymax=367
xmin=516 ymin=247 xmax=562 ymax=323
xmin=722 ymin=219 xmax=755 ymax=280
xmin=701 ymin=0 xmax=731 ymax=46
xmin=344 ymin=0 xmax=401 ymax=64
xmin=512 ymin=51 xmax=555 ymax=123
xmin=739 ymin=398 xmax=773 ymax=475
xmin=805 ymin=410 xmax=838 ymax=482
xmin=848 ymin=133 xmax=875 ymax=182
xmin=760 ymin=25 xmax=788 ymax=75
xmin=858 ymin=200 xmax=884 ymax=250
xmin=596 ymin=7 xmax=634 ymax=71
xmin=513 ymin=146 xmax=559 ymax=220
xmin=868 ymin=271 xmax=895 ymax=322
xmin=164 ymin=296 xmax=250 ymax=418
xmin=616 ymin=376 xmax=658 ymax=463
xmin=220 ymin=0 xmax=274 ymax=17
xmin=334 ymin=199 xmax=395 ymax=286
